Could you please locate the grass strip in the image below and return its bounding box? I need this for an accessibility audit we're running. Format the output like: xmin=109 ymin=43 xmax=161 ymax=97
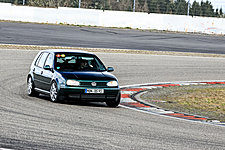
xmin=141 ymin=85 xmax=225 ymax=122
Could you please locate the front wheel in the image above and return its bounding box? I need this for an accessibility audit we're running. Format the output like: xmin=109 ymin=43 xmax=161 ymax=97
xmin=106 ymin=93 xmax=121 ymax=107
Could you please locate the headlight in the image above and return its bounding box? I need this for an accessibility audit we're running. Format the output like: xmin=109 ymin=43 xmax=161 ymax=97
xmin=107 ymin=81 xmax=118 ymax=87
xmin=66 ymin=80 xmax=80 ymax=86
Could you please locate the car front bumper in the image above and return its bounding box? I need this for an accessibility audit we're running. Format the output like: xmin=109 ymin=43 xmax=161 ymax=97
xmin=59 ymin=87 xmax=120 ymax=101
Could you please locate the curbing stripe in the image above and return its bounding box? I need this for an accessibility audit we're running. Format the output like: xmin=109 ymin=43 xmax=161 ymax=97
xmin=120 ymin=98 xmax=135 ymax=103
xmin=120 ymin=80 xmax=225 ymax=126
xmin=121 ymin=94 xmax=130 ymax=98
xmin=121 ymin=91 xmax=136 ymax=94
xmin=145 ymin=84 xmax=181 ymax=87
xmin=140 ymin=86 xmax=162 ymax=89
xmin=121 ymin=88 xmax=147 ymax=92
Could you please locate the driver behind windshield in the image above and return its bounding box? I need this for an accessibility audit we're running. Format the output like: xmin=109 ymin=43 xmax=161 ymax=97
xmin=77 ymin=59 xmax=91 ymax=70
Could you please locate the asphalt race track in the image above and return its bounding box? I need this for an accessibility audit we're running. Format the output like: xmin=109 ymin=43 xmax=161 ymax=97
xmin=1 ymin=49 xmax=225 ymax=149
xmin=0 ymin=22 xmax=225 ymax=54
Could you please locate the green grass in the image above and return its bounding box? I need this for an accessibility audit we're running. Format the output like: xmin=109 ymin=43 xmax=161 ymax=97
xmin=141 ymin=86 xmax=225 ymax=122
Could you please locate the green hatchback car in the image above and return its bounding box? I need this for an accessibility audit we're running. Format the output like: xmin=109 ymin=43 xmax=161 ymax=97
xmin=27 ymin=49 xmax=120 ymax=107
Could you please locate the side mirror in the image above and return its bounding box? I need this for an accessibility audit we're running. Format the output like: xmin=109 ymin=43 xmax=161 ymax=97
xmin=107 ymin=67 xmax=114 ymax=72
xmin=43 ymin=65 xmax=52 ymax=71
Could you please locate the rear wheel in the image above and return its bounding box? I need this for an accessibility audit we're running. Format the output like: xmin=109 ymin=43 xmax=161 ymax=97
xmin=106 ymin=93 xmax=121 ymax=107
xmin=27 ymin=76 xmax=38 ymax=96
xmin=50 ymin=81 xmax=63 ymax=102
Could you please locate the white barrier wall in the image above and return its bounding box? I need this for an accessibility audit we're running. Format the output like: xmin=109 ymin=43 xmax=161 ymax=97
xmin=1 ymin=3 xmax=225 ymax=35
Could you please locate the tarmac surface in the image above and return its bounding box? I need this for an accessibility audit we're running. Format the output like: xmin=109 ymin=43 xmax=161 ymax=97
xmin=0 ymin=49 xmax=225 ymax=149
xmin=0 ymin=22 xmax=225 ymax=54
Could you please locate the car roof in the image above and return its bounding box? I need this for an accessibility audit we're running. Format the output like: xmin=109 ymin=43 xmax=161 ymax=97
xmin=40 ymin=49 xmax=95 ymax=55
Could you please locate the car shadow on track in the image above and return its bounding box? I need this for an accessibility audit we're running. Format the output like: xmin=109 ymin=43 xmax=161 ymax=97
xmin=37 ymin=94 xmax=111 ymax=108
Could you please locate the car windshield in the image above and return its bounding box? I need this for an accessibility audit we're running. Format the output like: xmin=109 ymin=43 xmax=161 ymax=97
xmin=54 ymin=53 xmax=107 ymax=72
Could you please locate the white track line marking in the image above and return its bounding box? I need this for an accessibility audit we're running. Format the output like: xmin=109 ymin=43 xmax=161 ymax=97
xmin=120 ymin=98 xmax=136 ymax=103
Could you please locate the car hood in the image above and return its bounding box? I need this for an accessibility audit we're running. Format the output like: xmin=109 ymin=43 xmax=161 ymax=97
xmin=59 ymin=71 xmax=117 ymax=81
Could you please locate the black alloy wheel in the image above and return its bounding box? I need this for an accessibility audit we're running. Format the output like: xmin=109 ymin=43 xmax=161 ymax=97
xmin=106 ymin=93 xmax=121 ymax=107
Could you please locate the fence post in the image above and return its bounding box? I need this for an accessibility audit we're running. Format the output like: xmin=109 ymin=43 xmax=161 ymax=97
xmin=187 ymin=0 xmax=190 ymax=16
xmin=78 ymin=0 xmax=81 ymax=8
xmin=133 ymin=0 xmax=135 ymax=12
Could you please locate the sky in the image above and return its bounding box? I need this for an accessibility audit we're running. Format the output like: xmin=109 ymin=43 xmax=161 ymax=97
xmin=189 ymin=0 xmax=225 ymax=12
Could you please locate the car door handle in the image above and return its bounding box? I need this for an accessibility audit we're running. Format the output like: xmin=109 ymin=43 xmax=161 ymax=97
xmin=41 ymin=71 xmax=43 ymax=74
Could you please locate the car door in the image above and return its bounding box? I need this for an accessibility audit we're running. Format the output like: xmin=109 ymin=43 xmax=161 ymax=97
xmin=41 ymin=53 xmax=54 ymax=91
xmin=33 ymin=53 xmax=43 ymax=89
xmin=33 ymin=52 xmax=49 ymax=90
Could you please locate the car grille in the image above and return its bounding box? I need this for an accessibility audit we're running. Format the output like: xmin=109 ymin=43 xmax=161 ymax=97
xmin=81 ymin=94 xmax=106 ymax=99
xmin=80 ymin=82 xmax=107 ymax=87
xmin=68 ymin=94 xmax=117 ymax=100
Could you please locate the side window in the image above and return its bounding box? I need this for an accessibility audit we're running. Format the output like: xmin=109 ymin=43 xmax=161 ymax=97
xmin=44 ymin=54 xmax=53 ymax=68
xmin=37 ymin=52 xmax=49 ymax=68
xmin=35 ymin=53 xmax=43 ymax=66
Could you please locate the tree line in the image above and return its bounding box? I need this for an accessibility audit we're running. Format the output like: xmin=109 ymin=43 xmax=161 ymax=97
xmin=1 ymin=0 xmax=224 ymax=18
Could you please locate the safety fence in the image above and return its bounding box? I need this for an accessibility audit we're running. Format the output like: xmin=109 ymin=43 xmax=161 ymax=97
xmin=1 ymin=0 xmax=224 ymax=17
xmin=0 ymin=2 xmax=225 ymax=35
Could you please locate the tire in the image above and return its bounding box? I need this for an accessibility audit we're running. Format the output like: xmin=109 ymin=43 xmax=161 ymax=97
xmin=27 ymin=76 xmax=38 ymax=96
xmin=50 ymin=81 xmax=62 ymax=102
xmin=106 ymin=93 xmax=121 ymax=107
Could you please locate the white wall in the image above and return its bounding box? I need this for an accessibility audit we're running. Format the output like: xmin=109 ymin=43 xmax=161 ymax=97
xmin=1 ymin=3 xmax=225 ymax=35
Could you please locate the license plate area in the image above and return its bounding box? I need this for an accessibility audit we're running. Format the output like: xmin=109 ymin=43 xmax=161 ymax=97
xmin=85 ymin=89 xmax=104 ymax=94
